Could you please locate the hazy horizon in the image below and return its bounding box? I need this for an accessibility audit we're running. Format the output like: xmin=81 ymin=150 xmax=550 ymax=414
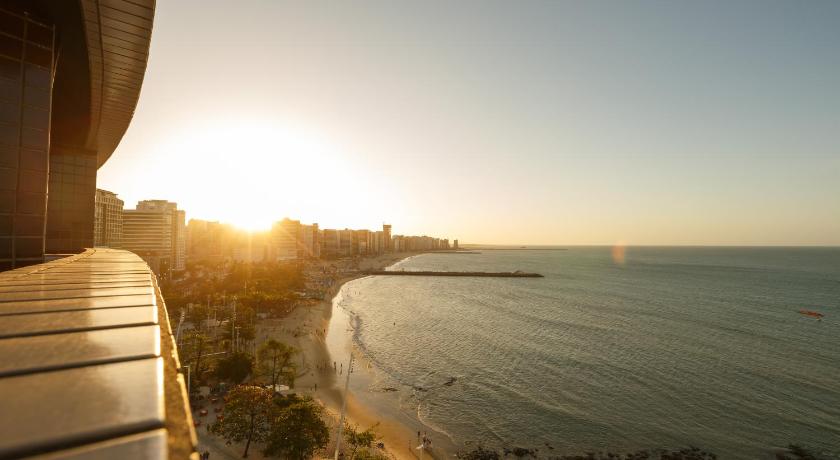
xmin=99 ymin=0 xmax=840 ymax=246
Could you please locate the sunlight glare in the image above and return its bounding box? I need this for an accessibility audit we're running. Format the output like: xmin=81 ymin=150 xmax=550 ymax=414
xmin=158 ymin=117 xmax=370 ymax=230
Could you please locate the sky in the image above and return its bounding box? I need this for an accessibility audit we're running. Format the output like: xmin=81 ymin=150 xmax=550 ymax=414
xmin=98 ymin=0 xmax=840 ymax=245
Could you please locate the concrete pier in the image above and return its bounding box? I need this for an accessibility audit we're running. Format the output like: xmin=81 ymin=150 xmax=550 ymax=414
xmin=364 ymin=270 xmax=543 ymax=278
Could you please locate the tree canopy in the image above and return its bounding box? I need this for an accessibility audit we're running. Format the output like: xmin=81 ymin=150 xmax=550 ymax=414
xmin=216 ymin=351 xmax=254 ymax=384
xmin=258 ymin=340 xmax=297 ymax=389
xmin=344 ymin=423 xmax=379 ymax=460
xmin=263 ymin=396 xmax=330 ymax=460
xmin=210 ymin=385 xmax=273 ymax=458
xmin=179 ymin=330 xmax=210 ymax=386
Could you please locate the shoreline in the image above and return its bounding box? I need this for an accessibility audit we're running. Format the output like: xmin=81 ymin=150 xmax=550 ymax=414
xmin=320 ymin=252 xmax=445 ymax=460
xmin=256 ymin=251 xmax=440 ymax=460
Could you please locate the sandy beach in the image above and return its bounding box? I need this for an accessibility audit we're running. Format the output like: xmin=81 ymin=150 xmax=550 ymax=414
xmin=252 ymin=252 xmax=432 ymax=460
xmin=193 ymin=251 xmax=444 ymax=459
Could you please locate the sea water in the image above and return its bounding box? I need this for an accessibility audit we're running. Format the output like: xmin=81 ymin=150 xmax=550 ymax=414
xmin=334 ymin=247 xmax=840 ymax=458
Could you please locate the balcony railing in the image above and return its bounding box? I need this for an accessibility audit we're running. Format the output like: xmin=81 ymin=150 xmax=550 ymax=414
xmin=0 ymin=248 xmax=197 ymax=459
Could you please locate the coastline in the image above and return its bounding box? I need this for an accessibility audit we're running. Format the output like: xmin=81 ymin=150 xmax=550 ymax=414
xmin=255 ymin=252 xmax=435 ymax=460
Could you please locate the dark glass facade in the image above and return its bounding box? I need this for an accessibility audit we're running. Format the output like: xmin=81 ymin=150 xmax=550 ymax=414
xmin=0 ymin=0 xmax=152 ymax=271
xmin=0 ymin=8 xmax=53 ymax=271
xmin=45 ymin=148 xmax=97 ymax=254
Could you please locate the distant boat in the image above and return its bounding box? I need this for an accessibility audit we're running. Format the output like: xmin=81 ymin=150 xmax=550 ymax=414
xmin=798 ymin=309 xmax=825 ymax=320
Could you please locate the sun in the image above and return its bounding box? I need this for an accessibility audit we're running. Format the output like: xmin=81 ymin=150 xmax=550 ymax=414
xmin=232 ymin=215 xmax=274 ymax=232
xmin=157 ymin=116 xmax=375 ymax=230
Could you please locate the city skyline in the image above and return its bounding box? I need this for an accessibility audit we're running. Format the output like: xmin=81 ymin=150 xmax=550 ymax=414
xmin=99 ymin=0 xmax=840 ymax=245
xmin=94 ymin=189 xmax=455 ymax=274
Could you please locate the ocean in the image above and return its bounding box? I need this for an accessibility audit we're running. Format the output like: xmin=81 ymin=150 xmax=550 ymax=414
xmin=332 ymin=247 xmax=840 ymax=458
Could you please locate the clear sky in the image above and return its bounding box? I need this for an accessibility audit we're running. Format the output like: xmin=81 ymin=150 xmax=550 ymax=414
xmin=98 ymin=0 xmax=840 ymax=245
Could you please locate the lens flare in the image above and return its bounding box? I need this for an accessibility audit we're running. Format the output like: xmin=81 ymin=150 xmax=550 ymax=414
xmin=612 ymin=243 xmax=626 ymax=266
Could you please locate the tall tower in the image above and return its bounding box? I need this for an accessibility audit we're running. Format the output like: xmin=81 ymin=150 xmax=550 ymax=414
xmin=383 ymin=224 xmax=392 ymax=252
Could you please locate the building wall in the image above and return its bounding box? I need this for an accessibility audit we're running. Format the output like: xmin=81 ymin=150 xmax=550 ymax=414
xmin=122 ymin=200 xmax=185 ymax=275
xmin=186 ymin=219 xmax=229 ymax=261
xmin=0 ymin=1 xmax=155 ymax=272
xmin=122 ymin=209 xmax=172 ymax=274
xmin=300 ymin=224 xmax=319 ymax=259
xmin=321 ymin=229 xmax=339 ymax=258
xmin=382 ymin=224 xmax=391 ymax=252
xmin=173 ymin=209 xmax=185 ymax=270
xmin=231 ymin=232 xmax=270 ymax=263
xmin=0 ymin=9 xmax=54 ymax=270
xmin=45 ymin=148 xmax=96 ymax=254
xmin=94 ymin=188 xmax=123 ymax=247
xmin=272 ymin=218 xmax=300 ymax=261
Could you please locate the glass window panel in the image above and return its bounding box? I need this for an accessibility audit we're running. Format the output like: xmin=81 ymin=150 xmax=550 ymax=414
xmin=16 ymin=191 xmax=45 ymax=214
xmin=0 ymin=237 xmax=11 ymax=258
xmin=0 ymin=143 xmax=15 ymax=168
xmin=0 ymin=11 xmax=24 ymax=38
xmin=0 ymin=77 xmax=21 ymax=104
xmin=22 ymin=106 xmax=47 ymax=128
xmin=26 ymin=23 xmax=52 ymax=47
xmin=17 ymin=168 xmax=45 ymax=193
xmin=20 ymin=126 xmax=46 ymax=149
xmin=14 ymin=215 xmax=44 ymax=235
xmin=22 ymin=84 xmax=48 ymax=108
xmin=0 ymin=34 xmax=22 ymax=59
xmin=14 ymin=236 xmax=43 ymax=257
xmin=19 ymin=148 xmax=45 ymax=171
xmin=0 ymin=190 xmax=13 ymax=212
xmin=0 ymin=215 xmax=11 ymax=234
xmin=0 ymin=166 xmax=16 ymax=191
xmin=0 ymin=122 xmax=19 ymax=147
xmin=0 ymin=98 xmax=18 ymax=123
xmin=24 ymin=43 xmax=50 ymax=67
xmin=0 ymin=56 xmax=20 ymax=80
xmin=24 ymin=64 xmax=48 ymax=88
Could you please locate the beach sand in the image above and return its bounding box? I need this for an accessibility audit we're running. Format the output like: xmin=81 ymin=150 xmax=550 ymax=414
xmin=253 ymin=252 xmax=434 ymax=460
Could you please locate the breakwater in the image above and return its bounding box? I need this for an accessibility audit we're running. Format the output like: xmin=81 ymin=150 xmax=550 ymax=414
xmin=364 ymin=270 xmax=543 ymax=278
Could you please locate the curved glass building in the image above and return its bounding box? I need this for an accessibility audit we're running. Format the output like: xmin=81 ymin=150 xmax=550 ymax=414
xmin=0 ymin=0 xmax=154 ymax=270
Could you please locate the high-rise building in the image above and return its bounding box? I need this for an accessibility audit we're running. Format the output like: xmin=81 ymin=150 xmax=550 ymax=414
xmin=300 ymin=223 xmax=319 ymax=259
xmin=355 ymin=229 xmax=370 ymax=255
xmin=383 ymin=224 xmax=392 ymax=252
xmin=231 ymin=232 xmax=270 ymax=263
xmin=272 ymin=218 xmax=301 ymax=261
xmin=0 ymin=2 xmax=152 ymax=270
xmin=338 ymin=229 xmax=354 ymax=257
xmin=320 ymin=229 xmax=339 ymax=258
xmin=186 ymin=219 xmax=235 ymax=261
xmin=373 ymin=230 xmax=385 ymax=254
xmin=93 ymin=189 xmax=123 ymax=248
xmin=122 ymin=200 xmax=185 ymax=274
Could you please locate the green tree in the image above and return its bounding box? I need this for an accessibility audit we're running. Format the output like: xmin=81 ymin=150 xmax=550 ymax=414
xmin=210 ymin=385 xmax=273 ymax=458
xmin=344 ymin=423 xmax=379 ymax=460
xmin=263 ymin=396 xmax=329 ymax=460
xmin=180 ymin=330 xmax=210 ymax=386
xmin=258 ymin=340 xmax=297 ymax=389
xmin=216 ymin=351 xmax=254 ymax=384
